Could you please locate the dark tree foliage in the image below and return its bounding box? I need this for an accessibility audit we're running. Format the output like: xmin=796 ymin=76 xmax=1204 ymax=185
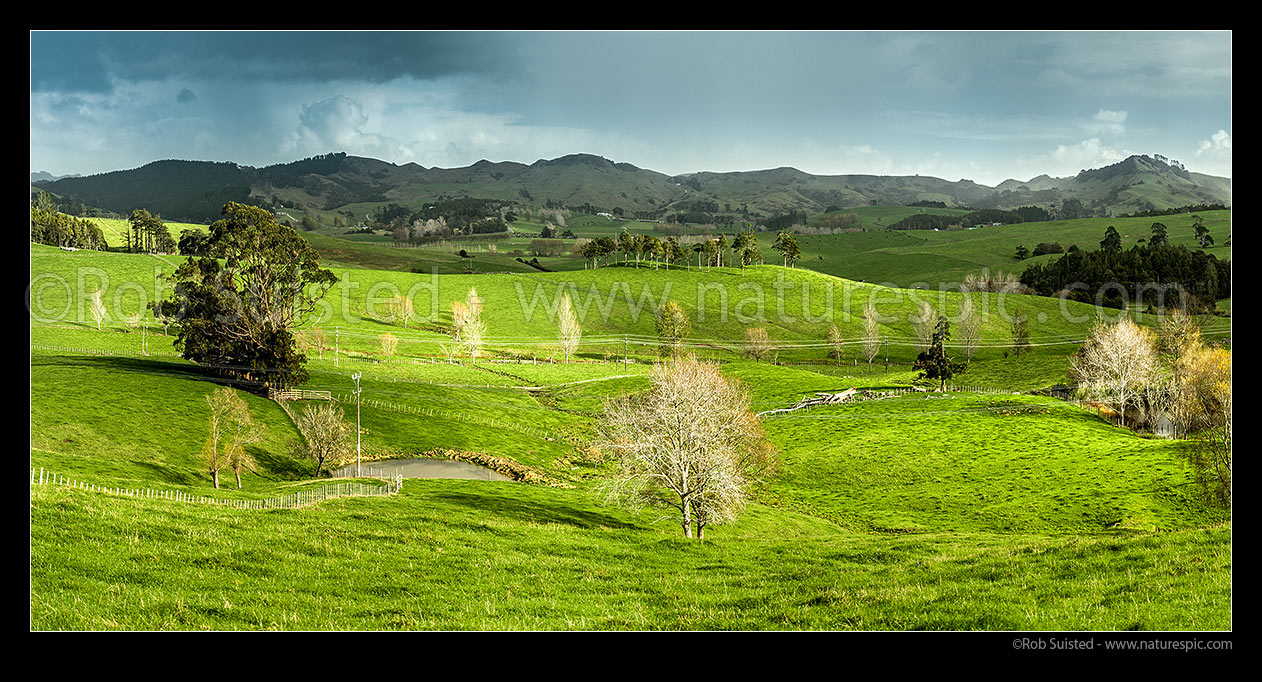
xmin=961 ymin=209 xmax=1023 ymax=227
xmin=1032 ymin=242 xmax=1064 ymax=256
xmin=1119 ymin=203 xmax=1228 ymax=218
xmin=1015 ymin=245 xmax=1030 ymax=260
xmin=887 ymin=213 xmax=957 ymax=230
xmin=1149 ymin=222 xmax=1169 ymax=248
xmin=35 ymin=160 xmax=255 ymax=222
xmin=30 ymin=204 xmax=107 ymax=250
xmin=1100 ymin=226 xmax=1122 ymax=252
xmin=1020 ymin=242 xmax=1229 ymax=312
xmin=671 ymin=211 xmax=716 ymax=225
xmin=1013 ymin=205 xmax=1052 ymax=223
xmin=680 ymin=199 xmax=719 ymax=213
xmin=763 ymin=210 xmax=808 ymax=231
xmin=153 ymin=202 xmax=338 ymax=390
xmin=913 ymin=316 xmax=967 ymax=391
xmin=1057 ymin=198 xmax=1091 ymax=220
xmin=128 ymin=209 xmax=176 ymax=254
xmin=566 ymin=202 xmax=605 ymax=215
xmin=370 ymin=203 xmax=413 ymax=227
xmin=178 ymin=229 xmax=213 ymax=256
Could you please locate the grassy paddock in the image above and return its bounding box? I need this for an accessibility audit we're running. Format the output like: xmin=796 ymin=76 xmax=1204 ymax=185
xmin=30 ymin=483 xmax=1231 ymax=631
xmin=29 ymin=239 xmax=1232 ymax=631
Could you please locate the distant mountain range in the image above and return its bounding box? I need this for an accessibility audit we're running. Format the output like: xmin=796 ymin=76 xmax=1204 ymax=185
xmin=31 ymin=152 xmax=1231 ymax=224
xmin=30 ymin=171 xmax=81 ymax=183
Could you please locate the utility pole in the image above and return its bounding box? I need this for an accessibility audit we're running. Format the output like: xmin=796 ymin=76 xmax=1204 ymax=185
xmin=335 ymin=327 xmax=340 ymax=368
xmin=884 ymin=341 xmax=889 ymax=373
xmin=351 ymin=372 xmax=362 ymax=477
xmin=623 ymin=335 xmax=627 ymax=369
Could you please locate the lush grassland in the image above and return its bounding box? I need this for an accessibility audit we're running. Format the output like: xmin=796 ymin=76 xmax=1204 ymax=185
xmin=30 ymin=351 xmax=308 ymax=491
xmin=32 ymin=242 xmax=1230 ymax=391
xmin=760 ymin=391 xmax=1224 ymax=534
xmin=30 ymin=482 xmax=1230 ymax=631
xmin=773 ymin=210 xmax=1232 ymax=289
xmin=85 ymin=217 xmax=210 ymax=250
xmin=29 ymin=241 xmax=1232 ymax=630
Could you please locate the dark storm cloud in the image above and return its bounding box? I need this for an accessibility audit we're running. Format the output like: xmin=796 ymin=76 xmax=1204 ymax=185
xmin=30 ymin=33 xmax=115 ymax=93
xmin=31 ymin=31 xmax=522 ymax=92
xmin=176 ymin=88 xmax=197 ymax=103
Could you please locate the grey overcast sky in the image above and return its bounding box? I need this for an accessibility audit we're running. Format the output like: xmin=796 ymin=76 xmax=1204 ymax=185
xmin=30 ymin=30 xmax=1232 ymax=187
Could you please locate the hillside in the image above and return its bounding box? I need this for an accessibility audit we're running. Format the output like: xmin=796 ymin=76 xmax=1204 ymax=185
xmin=33 ymin=152 xmax=1231 ymax=225
xmin=29 ymin=241 xmax=1232 ymax=630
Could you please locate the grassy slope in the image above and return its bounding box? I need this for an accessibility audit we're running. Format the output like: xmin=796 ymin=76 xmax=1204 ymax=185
xmin=29 ymin=244 xmax=1232 ymax=630
xmin=31 ymin=482 xmax=1230 ymax=630
xmin=285 ymin=208 xmax=1232 ymax=295
xmin=32 ymin=242 xmax=1231 ymax=390
xmin=86 ymin=217 xmax=210 ymax=250
xmin=778 ymin=210 xmax=1232 ymax=289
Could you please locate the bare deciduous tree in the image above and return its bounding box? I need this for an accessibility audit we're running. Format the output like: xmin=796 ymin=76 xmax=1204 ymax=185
xmin=654 ymin=301 xmax=691 ymax=358
xmin=862 ymin=300 xmax=881 ymax=367
xmin=1143 ymin=308 xmax=1202 ymax=438
xmin=292 ymin=403 xmax=352 ymax=477
xmin=89 ymin=288 xmax=107 ymax=330
xmin=1071 ymin=316 xmax=1159 ymax=428
xmin=826 ymin=323 xmax=845 ymax=365
xmin=557 ymin=291 xmax=581 ymax=363
xmin=458 ymin=287 xmax=486 ymax=363
xmin=958 ymin=296 xmax=981 ymax=362
xmin=744 ymin=327 xmax=774 ymax=362
xmin=307 ymin=328 xmax=327 ymax=361
xmin=203 ymin=387 xmax=262 ymax=489
xmin=597 ymin=356 xmax=777 ymax=539
xmin=449 ymin=300 xmax=469 ymax=361
xmin=1183 ymin=346 xmax=1231 ymax=505
xmin=379 ymin=332 xmax=399 ymax=360
xmin=911 ymin=300 xmax=935 ymax=353
xmin=388 ymin=294 xmax=415 ymax=328
xmin=1010 ymin=308 xmax=1030 ymax=357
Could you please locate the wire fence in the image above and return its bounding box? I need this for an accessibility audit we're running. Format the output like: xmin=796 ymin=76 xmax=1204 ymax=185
xmin=330 ymin=464 xmax=398 ymax=479
xmin=332 ymin=393 xmax=570 ymax=443
xmin=30 ymin=467 xmax=403 ymax=510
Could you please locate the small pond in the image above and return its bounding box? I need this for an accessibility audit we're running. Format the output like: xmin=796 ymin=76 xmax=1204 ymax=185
xmin=332 ymin=458 xmax=512 ymax=482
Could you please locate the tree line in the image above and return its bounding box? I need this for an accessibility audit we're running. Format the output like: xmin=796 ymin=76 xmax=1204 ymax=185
xmin=1019 ymin=225 xmax=1229 ymax=312
xmin=30 ymin=191 xmax=107 ymax=250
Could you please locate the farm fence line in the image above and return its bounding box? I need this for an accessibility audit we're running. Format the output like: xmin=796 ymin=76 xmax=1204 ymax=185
xmin=30 ymin=467 xmax=403 ymax=511
xmin=331 ymin=392 xmax=571 ymax=444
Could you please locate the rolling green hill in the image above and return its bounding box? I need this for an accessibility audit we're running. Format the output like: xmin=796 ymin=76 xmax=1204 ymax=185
xmin=28 ymin=240 xmax=1232 ymax=630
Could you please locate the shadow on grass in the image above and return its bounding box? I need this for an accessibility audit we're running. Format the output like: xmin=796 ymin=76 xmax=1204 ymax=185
xmin=424 ymin=489 xmax=641 ymax=531
xmin=134 ymin=460 xmax=201 ymax=486
xmin=31 ymin=354 xmax=271 ymax=394
xmin=252 ymin=446 xmax=312 ymax=481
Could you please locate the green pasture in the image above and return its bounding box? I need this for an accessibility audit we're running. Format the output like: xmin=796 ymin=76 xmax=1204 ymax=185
xmin=28 ymin=237 xmax=1232 ymax=630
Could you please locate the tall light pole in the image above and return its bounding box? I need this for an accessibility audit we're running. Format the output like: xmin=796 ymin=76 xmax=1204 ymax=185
xmin=351 ymin=372 xmax=363 ymax=477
